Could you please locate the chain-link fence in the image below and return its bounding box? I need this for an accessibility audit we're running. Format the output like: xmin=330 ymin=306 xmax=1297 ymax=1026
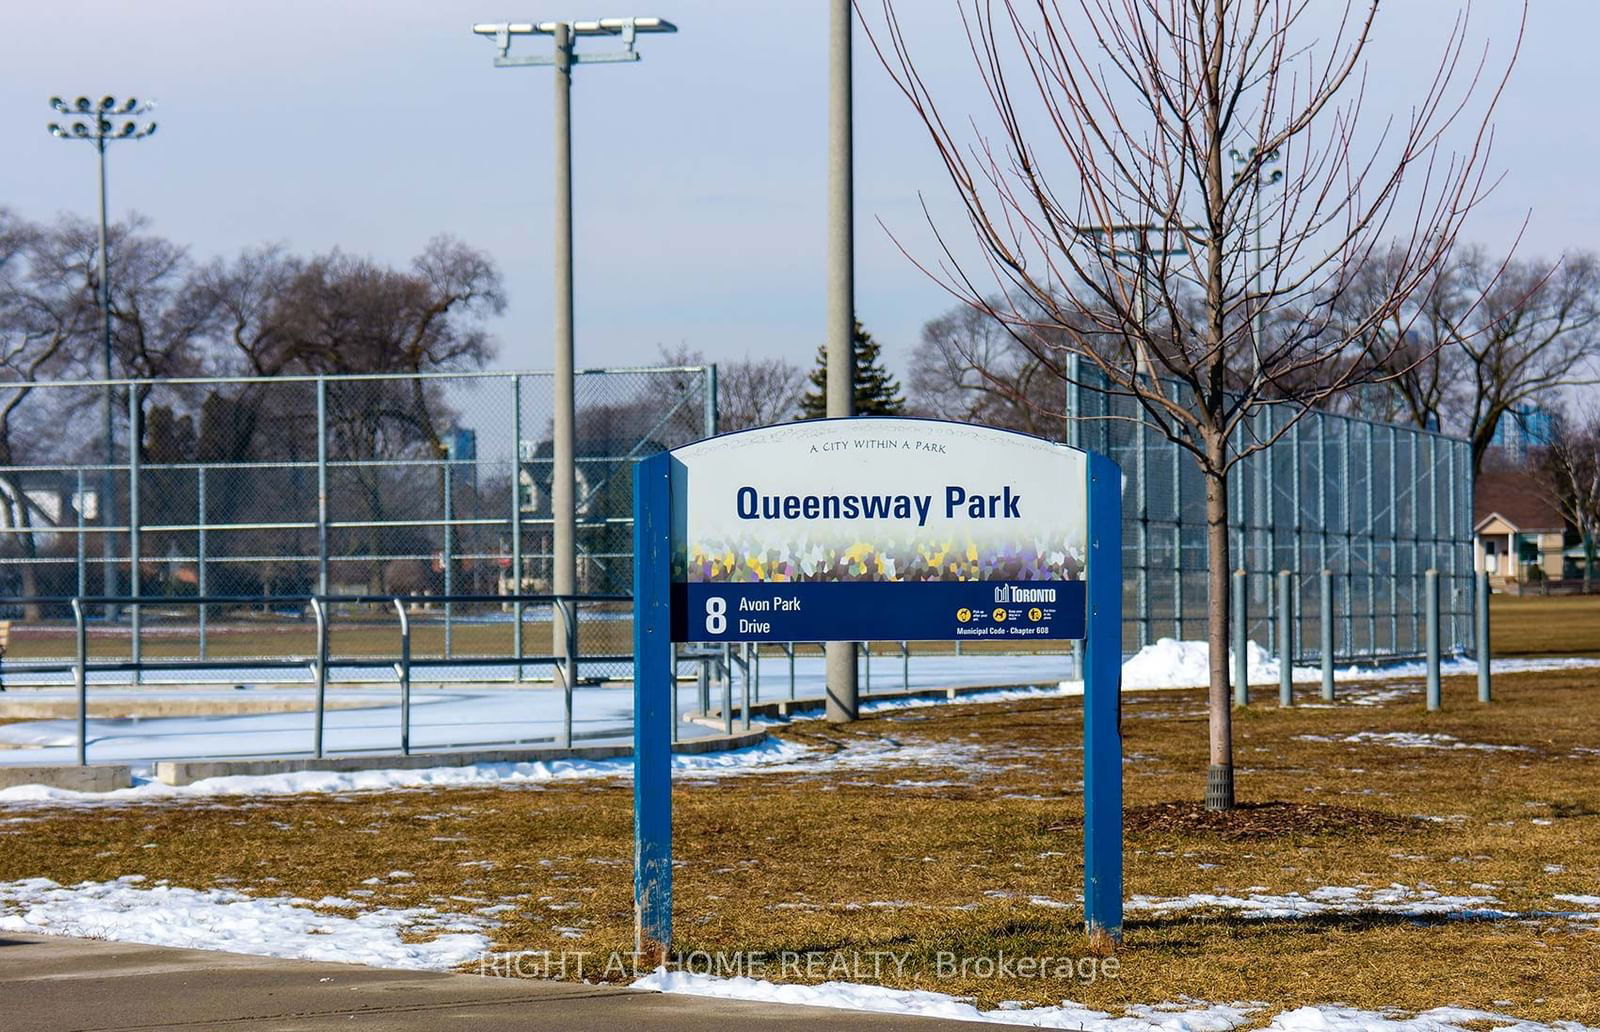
xmin=0 ymin=365 xmax=1472 ymax=677
xmin=0 ymin=368 xmax=714 ymax=679
xmin=1066 ymin=365 xmax=1475 ymax=661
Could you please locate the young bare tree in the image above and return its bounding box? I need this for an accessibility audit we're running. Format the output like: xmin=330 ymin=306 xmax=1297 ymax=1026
xmin=870 ymin=0 xmax=1519 ymax=809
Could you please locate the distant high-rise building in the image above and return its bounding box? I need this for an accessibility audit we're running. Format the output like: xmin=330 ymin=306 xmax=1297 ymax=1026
xmin=1489 ymin=404 xmax=1559 ymax=462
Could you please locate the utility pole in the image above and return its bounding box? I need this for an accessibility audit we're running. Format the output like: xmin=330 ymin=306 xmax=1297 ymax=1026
xmin=48 ymin=96 xmax=156 ymax=617
xmin=473 ymin=17 xmax=676 ymax=695
xmin=824 ymin=0 xmax=859 ymax=723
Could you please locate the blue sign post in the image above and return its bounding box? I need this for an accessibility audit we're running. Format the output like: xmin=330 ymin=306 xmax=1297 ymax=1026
xmin=631 ymin=419 xmax=1123 ymax=953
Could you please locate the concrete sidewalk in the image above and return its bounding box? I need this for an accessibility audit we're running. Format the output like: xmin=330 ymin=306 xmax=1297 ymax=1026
xmin=0 ymin=933 xmax=998 ymax=1031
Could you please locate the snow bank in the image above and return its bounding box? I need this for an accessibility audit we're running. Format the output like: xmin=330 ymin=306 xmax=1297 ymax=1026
xmin=1120 ymin=639 xmax=1300 ymax=691
xmin=1115 ymin=638 xmax=1600 ymax=692
xmin=636 ymin=970 xmax=1258 ymax=1029
xmin=0 ymin=876 xmax=490 ymax=970
xmin=0 ymin=737 xmax=815 ymax=807
xmin=635 ymin=972 xmax=1597 ymax=1032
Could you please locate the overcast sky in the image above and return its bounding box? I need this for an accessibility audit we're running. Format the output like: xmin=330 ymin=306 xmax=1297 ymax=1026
xmin=0 ymin=1 xmax=1577 ymax=382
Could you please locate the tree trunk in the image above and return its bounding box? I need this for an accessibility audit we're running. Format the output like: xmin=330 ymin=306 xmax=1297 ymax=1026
xmin=1203 ymin=442 xmax=1235 ymax=811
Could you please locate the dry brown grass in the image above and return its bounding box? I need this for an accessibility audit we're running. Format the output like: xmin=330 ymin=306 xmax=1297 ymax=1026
xmin=1492 ymin=594 xmax=1600 ymax=657
xmin=3 ymin=666 xmax=1598 ymax=1021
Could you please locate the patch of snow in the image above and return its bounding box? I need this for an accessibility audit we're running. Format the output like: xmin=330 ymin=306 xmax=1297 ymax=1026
xmin=635 ymin=970 xmax=1259 ymax=1029
xmin=1554 ymin=894 xmax=1600 ymax=907
xmin=1123 ymin=884 xmax=1511 ymax=920
xmin=1269 ymin=1006 xmax=1600 ymax=1032
xmin=0 ymin=737 xmax=817 ymax=808
xmin=1114 ymin=638 xmax=1600 ymax=693
xmin=0 ymin=876 xmax=489 ymax=971
xmin=634 ymin=973 xmax=1597 ymax=1032
xmin=1295 ymin=732 xmax=1532 ymax=753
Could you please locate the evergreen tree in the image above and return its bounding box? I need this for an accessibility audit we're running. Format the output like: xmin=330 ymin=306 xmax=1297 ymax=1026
xmin=800 ymin=320 xmax=906 ymax=418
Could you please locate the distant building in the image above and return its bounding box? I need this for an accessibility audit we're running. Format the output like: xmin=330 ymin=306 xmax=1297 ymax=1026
xmin=506 ymin=437 xmax=666 ymax=594
xmin=1487 ymin=404 xmax=1559 ymax=464
xmin=1473 ymin=469 xmax=1566 ymax=589
xmin=0 ymin=471 xmax=98 ymax=549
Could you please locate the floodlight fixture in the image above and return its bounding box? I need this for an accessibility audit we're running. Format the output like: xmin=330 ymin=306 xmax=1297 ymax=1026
xmin=472 ymin=16 xmax=675 ymax=62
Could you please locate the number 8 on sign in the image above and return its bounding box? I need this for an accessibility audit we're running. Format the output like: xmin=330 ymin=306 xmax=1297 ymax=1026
xmin=705 ymin=596 xmax=727 ymax=635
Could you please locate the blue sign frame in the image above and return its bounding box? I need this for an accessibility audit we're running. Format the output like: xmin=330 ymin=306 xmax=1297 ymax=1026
xmin=631 ymin=433 xmax=1123 ymax=953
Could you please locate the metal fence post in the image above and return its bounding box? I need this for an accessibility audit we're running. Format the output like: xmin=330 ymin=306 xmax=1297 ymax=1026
xmin=1369 ymin=419 xmax=1382 ymax=659
xmin=752 ymin=642 xmax=760 ymax=702
xmin=1426 ymin=568 xmax=1441 ymax=711
xmin=697 ymin=654 xmax=710 ymax=716
xmin=511 ymin=375 xmax=524 ymax=682
xmin=671 ymin=645 xmax=680 ymax=745
xmin=1320 ymin=568 xmax=1334 ymax=702
xmin=73 ymin=598 xmax=87 ymax=767
xmin=197 ymin=467 xmax=208 ymax=660
xmin=1478 ymin=566 xmax=1491 ymax=704
xmin=1278 ymin=569 xmax=1293 ymax=707
xmin=1233 ymin=568 xmax=1248 ymax=706
xmin=311 ymin=597 xmax=327 ymax=758
xmin=741 ymin=644 xmax=751 ymax=732
xmin=1291 ymin=419 xmax=1304 ymax=658
xmin=561 ymin=598 xmax=576 ymax=748
xmin=862 ymin=640 xmax=872 ymax=696
xmin=443 ymin=459 xmax=454 ymax=659
xmin=704 ymin=363 xmax=718 ymax=438
xmin=1477 ymin=569 xmax=1492 ymax=703
xmin=1389 ymin=424 xmax=1400 ymax=654
xmin=316 ymin=377 xmax=329 ymax=596
xmin=128 ymin=388 xmax=141 ymax=680
xmin=1135 ymin=409 xmax=1149 ymax=649
xmin=393 ymin=598 xmax=411 ymax=755
xmin=76 ymin=469 xmax=87 ymax=602
xmin=722 ymin=643 xmax=733 ymax=736
xmin=901 ymin=641 xmax=910 ymax=692
xmin=786 ymin=642 xmax=796 ymax=700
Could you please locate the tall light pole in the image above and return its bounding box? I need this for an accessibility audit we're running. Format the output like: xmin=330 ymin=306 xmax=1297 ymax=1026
xmin=472 ymin=18 xmax=676 ymax=714
xmin=48 ymin=96 xmax=157 ymax=615
xmin=824 ymin=0 xmax=859 ymax=723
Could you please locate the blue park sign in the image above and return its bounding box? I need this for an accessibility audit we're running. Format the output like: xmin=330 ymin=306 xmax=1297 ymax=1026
xmin=631 ymin=418 xmax=1124 ymax=951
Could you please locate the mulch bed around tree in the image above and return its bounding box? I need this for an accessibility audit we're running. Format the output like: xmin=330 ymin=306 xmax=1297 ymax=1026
xmin=1118 ymin=800 xmax=1423 ymax=839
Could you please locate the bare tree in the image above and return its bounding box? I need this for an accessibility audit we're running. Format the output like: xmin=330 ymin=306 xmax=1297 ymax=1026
xmin=1541 ymin=405 xmax=1600 ymax=590
xmin=910 ymin=298 xmax=1067 ymax=438
xmin=870 ymin=0 xmax=1518 ymax=809
xmin=653 ymin=345 xmax=803 ymax=433
xmin=718 ymin=356 xmax=806 ymax=430
xmin=1344 ymin=246 xmax=1600 ymax=474
xmin=0 ymin=210 xmax=96 ymax=614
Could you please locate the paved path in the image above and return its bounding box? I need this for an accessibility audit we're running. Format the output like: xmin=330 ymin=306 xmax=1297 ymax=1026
xmin=1 ymin=933 xmax=996 ymax=1031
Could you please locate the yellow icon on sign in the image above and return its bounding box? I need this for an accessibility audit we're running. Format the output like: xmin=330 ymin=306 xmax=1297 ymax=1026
xmin=1028 ymin=607 xmax=1044 ymax=622
xmin=956 ymin=607 xmax=972 ymax=622
xmin=992 ymin=607 xmax=1007 ymax=622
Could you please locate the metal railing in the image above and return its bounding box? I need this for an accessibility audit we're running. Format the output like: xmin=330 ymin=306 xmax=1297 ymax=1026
xmin=60 ymin=592 xmax=626 ymax=765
